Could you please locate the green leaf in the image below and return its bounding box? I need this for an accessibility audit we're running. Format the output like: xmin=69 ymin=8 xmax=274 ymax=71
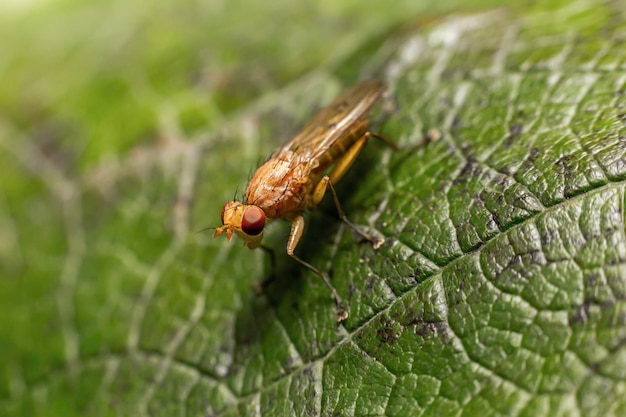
xmin=2 ymin=0 xmax=626 ymax=416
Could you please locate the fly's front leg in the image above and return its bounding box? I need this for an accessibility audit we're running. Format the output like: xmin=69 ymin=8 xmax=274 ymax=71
xmin=313 ymin=133 xmax=385 ymax=249
xmin=287 ymin=215 xmax=348 ymax=322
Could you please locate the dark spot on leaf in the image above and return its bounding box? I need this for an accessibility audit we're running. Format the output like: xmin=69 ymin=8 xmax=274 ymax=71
xmin=556 ymin=153 xmax=576 ymax=179
xmin=460 ymin=142 xmax=476 ymax=159
xmin=437 ymin=181 xmax=449 ymax=193
xmin=377 ymin=326 xmax=398 ymax=345
xmin=407 ymin=316 xmax=446 ymax=339
xmin=584 ymin=273 xmax=601 ymax=294
xmin=362 ymin=250 xmax=377 ymax=263
xmin=454 ymin=158 xmax=482 ymax=186
xmin=282 ymin=356 xmax=298 ymax=370
xmin=589 ymin=361 xmax=602 ymax=373
xmin=500 ymin=250 xmax=545 ymax=281
xmin=494 ymin=174 xmax=508 ymax=187
xmin=451 ymin=116 xmax=463 ymax=131
xmin=393 ymin=303 xmax=447 ymax=341
xmin=490 ymin=210 xmax=504 ymax=231
xmin=528 ymin=148 xmax=541 ymax=162
xmin=376 ymin=315 xmax=400 ymax=346
xmin=503 ymin=123 xmax=523 ymax=148
xmin=581 ymin=228 xmax=603 ymax=242
xmin=509 ymin=123 xmax=524 ymax=137
xmin=413 ymin=267 xmax=437 ymax=284
xmin=540 ymin=225 xmax=560 ymax=248
xmin=500 ymin=164 xmax=514 ymax=176
xmin=569 ymin=304 xmax=590 ymax=325
xmin=507 ymin=253 xmax=523 ymax=268
xmin=347 ymin=283 xmax=356 ymax=301
xmin=471 ymin=195 xmax=483 ymax=207
xmin=466 ymin=237 xmax=486 ymax=253
xmin=32 ymin=120 xmax=76 ymax=174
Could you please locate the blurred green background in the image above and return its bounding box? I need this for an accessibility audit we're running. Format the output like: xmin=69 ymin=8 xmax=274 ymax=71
xmin=0 ymin=0 xmax=487 ymax=166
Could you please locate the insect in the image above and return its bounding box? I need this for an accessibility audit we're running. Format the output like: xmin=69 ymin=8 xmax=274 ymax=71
xmin=214 ymin=79 xmax=398 ymax=322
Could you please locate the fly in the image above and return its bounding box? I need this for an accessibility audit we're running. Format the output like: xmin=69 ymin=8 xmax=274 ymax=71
xmin=214 ymin=79 xmax=399 ymax=322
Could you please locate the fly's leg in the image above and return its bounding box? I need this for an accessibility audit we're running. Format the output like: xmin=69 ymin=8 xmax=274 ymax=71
xmin=313 ymin=132 xmax=385 ymax=249
xmin=366 ymin=132 xmax=401 ymax=151
xmin=369 ymin=131 xmax=430 ymax=152
xmin=252 ymin=245 xmax=277 ymax=294
xmin=287 ymin=215 xmax=348 ymax=322
xmin=314 ymin=176 xmax=384 ymax=249
xmin=328 ymin=130 xmax=406 ymax=186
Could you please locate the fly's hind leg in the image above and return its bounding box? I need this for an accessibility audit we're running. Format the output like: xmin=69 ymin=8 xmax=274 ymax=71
xmin=315 ymin=176 xmax=384 ymax=249
xmin=313 ymin=132 xmax=385 ymax=249
xmin=287 ymin=215 xmax=348 ymax=322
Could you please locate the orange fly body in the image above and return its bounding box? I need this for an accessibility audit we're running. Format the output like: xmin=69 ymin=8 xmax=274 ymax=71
xmin=214 ymin=79 xmax=398 ymax=321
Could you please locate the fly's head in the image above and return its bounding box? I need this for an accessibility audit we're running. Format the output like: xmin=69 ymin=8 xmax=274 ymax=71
xmin=214 ymin=201 xmax=266 ymax=249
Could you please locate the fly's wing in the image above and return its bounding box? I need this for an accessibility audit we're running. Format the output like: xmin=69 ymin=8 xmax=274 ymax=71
xmin=273 ymin=79 xmax=386 ymax=161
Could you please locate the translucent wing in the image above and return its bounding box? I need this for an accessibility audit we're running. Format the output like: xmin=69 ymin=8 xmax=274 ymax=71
xmin=273 ymin=79 xmax=386 ymax=161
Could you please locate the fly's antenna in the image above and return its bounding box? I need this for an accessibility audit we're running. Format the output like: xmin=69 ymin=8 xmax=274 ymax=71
xmin=197 ymin=226 xmax=217 ymax=234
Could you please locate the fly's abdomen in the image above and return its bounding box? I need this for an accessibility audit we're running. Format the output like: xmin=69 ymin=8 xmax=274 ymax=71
xmin=313 ymin=118 xmax=369 ymax=176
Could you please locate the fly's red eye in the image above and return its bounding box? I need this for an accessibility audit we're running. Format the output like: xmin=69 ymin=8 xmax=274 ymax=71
xmin=241 ymin=206 xmax=265 ymax=236
xmin=221 ymin=204 xmax=228 ymax=224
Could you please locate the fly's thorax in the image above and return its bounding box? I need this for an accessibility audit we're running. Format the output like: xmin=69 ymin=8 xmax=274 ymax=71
xmin=245 ymin=152 xmax=312 ymax=218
